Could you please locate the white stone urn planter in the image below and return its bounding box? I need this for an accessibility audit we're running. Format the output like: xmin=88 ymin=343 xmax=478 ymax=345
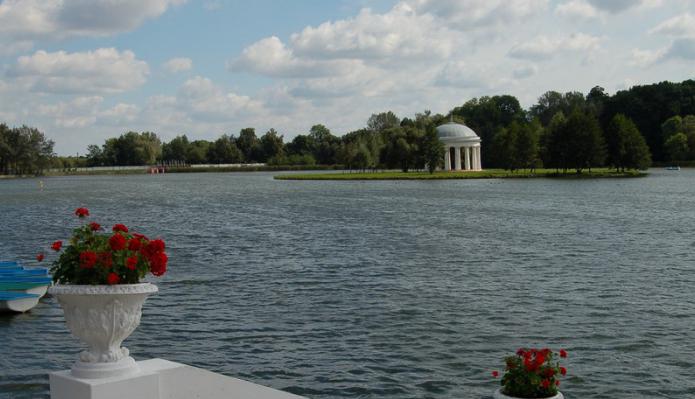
xmin=48 ymin=283 xmax=158 ymax=379
xmin=494 ymin=389 xmax=564 ymax=399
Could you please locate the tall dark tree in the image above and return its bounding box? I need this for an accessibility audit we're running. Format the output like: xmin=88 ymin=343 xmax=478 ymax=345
xmin=605 ymin=114 xmax=651 ymax=171
xmin=367 ymin=111 xmax=400 ymax=132
xmin=259 ymin=129 xmax=284 ymax=162
xmin=419 ymin=125 xmax=444 ymax=173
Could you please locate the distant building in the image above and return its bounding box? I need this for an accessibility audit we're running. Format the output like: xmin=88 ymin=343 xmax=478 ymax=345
xmin=436 ymin=122 xmax=482 ymax=171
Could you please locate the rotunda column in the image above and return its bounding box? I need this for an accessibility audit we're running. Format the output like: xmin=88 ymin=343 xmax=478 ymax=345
xmin=464 ymin=147 xmax=471 ymax=170
xmin=444 ymin=147 xmax=451 ymax=171
xmin=477 ymin=146 xmax=482 ymax=170
xmin=454 ymin=146 xmax=462 ymax=171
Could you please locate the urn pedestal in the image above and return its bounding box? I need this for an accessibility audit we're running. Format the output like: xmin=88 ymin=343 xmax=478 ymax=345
xmin=48 ymin=283 xmax=158 ymax=379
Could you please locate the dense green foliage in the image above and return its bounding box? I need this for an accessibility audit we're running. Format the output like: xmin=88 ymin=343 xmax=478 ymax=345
xmin=275 ymin=169 xmax=646 ymax=180
xmin=3 ymin=79 xmax=695 ymax=175
xmin=0 ymin=123 xmax=55 ymax=175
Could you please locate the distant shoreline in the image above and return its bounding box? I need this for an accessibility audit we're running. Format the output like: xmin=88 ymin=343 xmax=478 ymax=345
xmin=274 ymin=169 xmax=648 ymax=180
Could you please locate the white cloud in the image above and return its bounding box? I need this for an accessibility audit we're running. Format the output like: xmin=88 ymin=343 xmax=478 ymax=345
xmin=0 ymin=40 xmax=33 ymax=56
xmin=407 ymin=0 xmax=548 ymax=28
xmin=8 ymin=48 xmax=149 ymax=94
xmin=554 ymin=0 xmax=599 ymax=19
xmin=508 ymin=33 xmax=601 ymax=60
xmin=228 ymin=36 xmax=358 ymax=78
xmin=38 ymin=96 xmax=103 ymax=128
xmin=434 ymin=61 xmax=497 ymax=89
xmin=649 ymin=13 xmax=695 ymax=37
xmin=175 ymin=76 xmax=264 ymax=120
xmin=0 ymin=0 xmax=185 ymax=40
xmin=289 ymin=5 xmax=454 ymax=61
xmin=583 ymin=0 xmax=635 ymax=13
xmin=513 ymin=64 xmax=538 ymax=79
xmin=100 ymin=103 xmax=140 ymax=125
xmin=163 ymin=57 xmax=193 ymax=73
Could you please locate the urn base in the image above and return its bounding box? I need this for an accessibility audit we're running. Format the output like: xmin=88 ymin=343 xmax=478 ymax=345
xmin=71 ymin=356 xmax=139 ymax=379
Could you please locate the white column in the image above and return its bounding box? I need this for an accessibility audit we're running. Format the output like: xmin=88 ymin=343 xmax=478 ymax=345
xmin=444 ymin=147 xmax=451 ymax=171
xmin=454 ymin=146 xmax=461 ymax=171
xmin=464 ymin=147 xmax=471 ymax=170
xmin=473 ymin=147 xmax=479 ymax=170
xmin=477 ymin=146 xmax=482 ymax=170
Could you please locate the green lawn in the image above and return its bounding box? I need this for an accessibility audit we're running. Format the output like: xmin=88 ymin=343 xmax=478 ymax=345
xmin=274 ymin=168 xmax=648 ymax=180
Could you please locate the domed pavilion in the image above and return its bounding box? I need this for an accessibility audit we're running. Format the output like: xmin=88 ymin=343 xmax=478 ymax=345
xmin=436 ymin=121 xmax=482 ymax=171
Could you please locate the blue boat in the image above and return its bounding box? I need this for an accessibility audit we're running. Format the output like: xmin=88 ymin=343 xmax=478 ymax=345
xmin=0 ymin=291 xmax=41 ymax=312
xmin=0 ymin=260 xmax=51 ymax=312
xmin=0 ymin=268 xmax=48 ymax=276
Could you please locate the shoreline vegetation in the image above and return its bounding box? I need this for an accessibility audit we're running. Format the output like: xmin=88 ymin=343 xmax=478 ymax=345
xmin=274 ymin=168 xmax=648 ymax=180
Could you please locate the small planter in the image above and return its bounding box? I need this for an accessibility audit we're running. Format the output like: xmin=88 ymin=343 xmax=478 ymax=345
xmin=493 ymin=388 xmax=564 ymax=399
xmin=49 ymin=283 xmax=158 ymax=379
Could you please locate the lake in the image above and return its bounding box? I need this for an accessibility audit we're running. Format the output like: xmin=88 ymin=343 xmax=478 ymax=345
xmin=1 ymin=170 xmax=694 ymax=398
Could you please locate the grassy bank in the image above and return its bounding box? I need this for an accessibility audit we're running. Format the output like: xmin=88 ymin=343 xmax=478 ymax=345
xmin=274 ymin=168 xmax=648 ymax=180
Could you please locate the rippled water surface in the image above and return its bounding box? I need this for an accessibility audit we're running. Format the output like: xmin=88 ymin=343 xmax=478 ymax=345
xmin=1 ymin=170 xmax=694 ymax=399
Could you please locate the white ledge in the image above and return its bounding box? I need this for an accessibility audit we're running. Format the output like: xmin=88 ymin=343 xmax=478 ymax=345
xmin=50 ymin=358 xmax=308 ymax=399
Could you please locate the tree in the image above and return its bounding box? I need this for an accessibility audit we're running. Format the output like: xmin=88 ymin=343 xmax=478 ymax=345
xmin=260 ymin=129 xmax=284 ymax=162
xmin=664 ymin=133 xmax=689 ymax=162
xmin=605 ymin=114 xmax=651 ymax=171
xmin=367 ymin=111 xmax=400 ymax=132
xmin=207 ymin=135 xmax=242 ymax=164
xmin=237 ymin=128 xmax=260 ymax=162
xmin=419 ymin=125 xmax=444 ymax=173
xmin=515 ymin=121 xmax=540 ymax=171
xmin=563 ymin=110 xmax=606 ymax=172
xmin=309 ymin=124 xmax=338 ymax=164
xmin=162 ymin=135 xmax=190 ymax=162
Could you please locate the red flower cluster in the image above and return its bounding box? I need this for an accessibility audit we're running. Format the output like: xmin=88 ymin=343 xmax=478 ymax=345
xmin=79 ymin=251 xmax=97 ymax=268
xmin=112 ymin=224 xmax=129 ymax=233
xmin=109 ymin=233 xmax=127 ymax=251
xmin=495 ymin=347 xmax=568 ymax=398
xmin=43 ymin=207 xmax=169 ymax=285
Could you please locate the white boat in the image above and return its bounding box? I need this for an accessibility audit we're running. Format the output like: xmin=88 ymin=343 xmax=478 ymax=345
xmin=665 ymin=166 xmax=681 ymax=170
xmin=0 ymin=291 xmax=41 ymax=313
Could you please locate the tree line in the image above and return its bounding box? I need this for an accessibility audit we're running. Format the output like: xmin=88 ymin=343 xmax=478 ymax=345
xmin=2 ymin=79 xmax=695 ymax=175
xmin=0 ymin=124 xmax=55 ymax=175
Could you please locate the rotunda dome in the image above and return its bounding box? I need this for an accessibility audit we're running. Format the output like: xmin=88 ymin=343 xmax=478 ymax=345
xmin=436 ymin=122 xmax=479 ymax=139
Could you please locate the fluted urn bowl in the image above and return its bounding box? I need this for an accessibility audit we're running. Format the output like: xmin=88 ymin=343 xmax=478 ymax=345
xmin=48 ymin=283 xmax=158 ymax=379
xmin=494 ymin=389 xmax=564 ymax=399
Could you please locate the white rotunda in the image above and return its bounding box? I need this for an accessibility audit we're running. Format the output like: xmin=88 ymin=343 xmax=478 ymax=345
xmin=436 ymin=121 xmax=482 ymax=171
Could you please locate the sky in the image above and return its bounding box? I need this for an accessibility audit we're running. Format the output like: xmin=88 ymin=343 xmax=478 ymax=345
xmin=0 ymin=0 xmax=694 ymax=155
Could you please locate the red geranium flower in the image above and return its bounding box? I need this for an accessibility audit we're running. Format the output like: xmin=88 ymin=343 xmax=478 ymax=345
xmin=128 ymin=238 xmax=142 ymax=251
xmin=544 ymin=368 xmax=555 ymax=378
xmin=112 ymin=224 xmax=129 ymax=233
xmin=106 ymin=272 xmax=120 ymax=285
xmin=51 ymin=240 xmax=62 ymax=251
xmin=126 ymin=256 xmax=138 ymax=271
xmin=75 ymin=207 xmax=89 ymax=218
xmin=149 ymin=252 xmax=168 ymax=276
xmin=142 ymin=238 xmax=165 ymax=259
xmin=79 ymin=251 xmax=97 ymax=268
xmin=560 ymin=366 xmax=567 ymax=376
xmin=36 ymin=253 xmax=44 ymax=262
xmin=541 ymin=379 xmax=550 ymax=389
xmin=516 ymin=348 xmax=526 ymax=356
xmin=89 ymin=222 xmax=101 ymax=231
xmin=556 ymin=380 xmax=560 ymax=387
xmin=492 ymin=370 xmax=499 ymax=378
xmin=98 ymin=252 xmax=113 ymax=268
xmin=559 ymin=349 xmax=567 ymax=358
xmin=109 ymin=233 xmax=127 ymax=251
